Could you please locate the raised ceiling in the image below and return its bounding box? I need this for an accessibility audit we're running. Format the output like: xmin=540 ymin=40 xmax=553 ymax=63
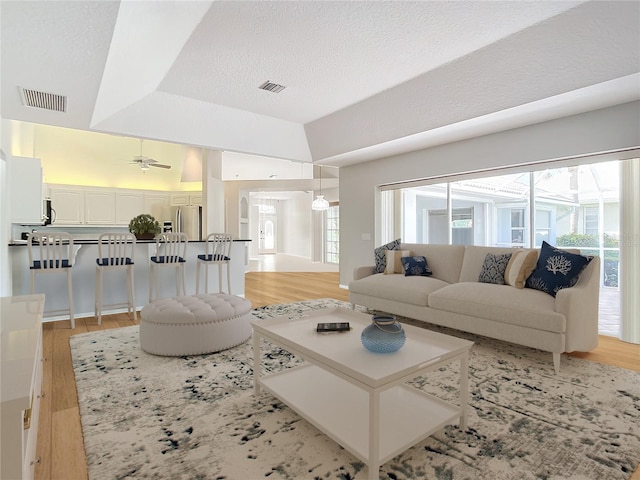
xmin=1 ymin=1 xmax=638 ymax=167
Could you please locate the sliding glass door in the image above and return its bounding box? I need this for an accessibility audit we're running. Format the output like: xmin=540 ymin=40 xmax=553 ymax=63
xmin=382 ymin=159 xmax=624 ymax=337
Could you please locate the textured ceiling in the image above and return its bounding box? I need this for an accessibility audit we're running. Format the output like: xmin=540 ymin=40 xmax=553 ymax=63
xmin=1 ymin=0 xmax=638 ymax=168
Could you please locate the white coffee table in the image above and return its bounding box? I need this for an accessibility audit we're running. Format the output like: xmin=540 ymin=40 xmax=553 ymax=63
xmin=251 ymin=307 xmax=473 ymax=480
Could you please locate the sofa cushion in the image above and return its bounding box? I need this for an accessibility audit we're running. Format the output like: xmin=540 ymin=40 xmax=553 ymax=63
xmin=374 ymin=238 xmax=401 ymax=273
xmin=400 ymin=244 xmax=465 ymax=284
xmin=349 ymin=273 xmax=450 ymax=307
xmin=401 ymin=255 xmax=432 ymax=276
xmin=525 ymin=241 xmax=593 ymax=297
xmin=504 ymin=250 xmax=538 ymax=288
xmin=428 ymin=282 xmax=565 ymax=333
xmin=385 ymin=249 xmax=410 ymax=274
xmin=478 ymin=253 xmax=512 ymax=285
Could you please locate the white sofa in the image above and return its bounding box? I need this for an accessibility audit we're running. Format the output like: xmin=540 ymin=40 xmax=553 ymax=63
xmin=349 ymin=243 xmax=601 ymax=373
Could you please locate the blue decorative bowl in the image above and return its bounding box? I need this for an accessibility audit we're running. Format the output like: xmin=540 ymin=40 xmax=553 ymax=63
xmin=361 ymin=315 xmax=406 ymax=353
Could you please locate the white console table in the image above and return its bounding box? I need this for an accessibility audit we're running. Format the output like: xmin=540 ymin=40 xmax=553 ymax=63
xmin=1 ymin=294 xmax=45 ymax=480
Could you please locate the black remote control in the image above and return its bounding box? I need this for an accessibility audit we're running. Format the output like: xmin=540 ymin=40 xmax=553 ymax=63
xmin=316 ymin=322 xmax=350 ymax=333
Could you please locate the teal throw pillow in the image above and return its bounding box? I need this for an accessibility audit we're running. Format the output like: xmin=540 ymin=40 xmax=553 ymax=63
xmin=401 ymin=256 xmax=432 ymax=276
xmin=525 ymin=241 xmax=592 ymax=297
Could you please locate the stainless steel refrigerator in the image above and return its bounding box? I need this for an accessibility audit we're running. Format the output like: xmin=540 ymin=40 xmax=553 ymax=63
xmin=160 ymin=205 xmax=202 ymax=241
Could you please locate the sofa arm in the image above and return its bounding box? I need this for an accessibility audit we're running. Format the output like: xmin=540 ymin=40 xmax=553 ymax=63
xmin=554 ymin=256 xmax=600 ymax=352
xmin=353 ymin=266 xmax=376 ymax=281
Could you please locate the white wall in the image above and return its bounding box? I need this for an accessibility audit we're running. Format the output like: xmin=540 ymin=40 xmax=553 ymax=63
xmin=0 ymin=148 xmax=8 ymax=296
xmin=282 ymin=193 xmax=312 ymax=258
xmin=339 ymin=101 xmax=640 ymax=286
xmin=1 ymin=117 xmax=11 ymax=295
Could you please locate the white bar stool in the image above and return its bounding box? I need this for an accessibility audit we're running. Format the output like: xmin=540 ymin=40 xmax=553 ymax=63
xmin=95 ymin=233 xmax=137 ymax=325
xmin=27 ymin=231 xmax=75 ymax=328
xmin=196 ymin=233 xmax=232 ymax=294
xmin=149 ymin=233 xmax=188 ymax=302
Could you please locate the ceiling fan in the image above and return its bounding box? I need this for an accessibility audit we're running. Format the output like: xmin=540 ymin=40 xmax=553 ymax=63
xmin=129 ymin=139 xmax=171 ymax=171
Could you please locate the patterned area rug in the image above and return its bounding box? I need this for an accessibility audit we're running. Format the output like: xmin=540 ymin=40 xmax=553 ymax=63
xmin=70 ymin=299 xmax=640 ymax=480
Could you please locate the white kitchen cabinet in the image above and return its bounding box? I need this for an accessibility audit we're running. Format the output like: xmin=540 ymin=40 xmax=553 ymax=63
xmin=144 ymin=192 xmax=170 ymax=221
xmin=170 ymin=193 xmax=189 ymax=206
xmin=116 ymin=191 xmax=145 ymax=225
xmin=8 ymin=156 xmax=43 ymax=225
xmin=1 ymin=294 xmax=45 ymax=480
xmin=189 ymin=193 xmax=203 ymax=206
xmin=50 ymin=188 xmax=84 ymax=224
xmin=46 ymin=187 xmax=172 ymax=225
xmin=85 ymin=190 xmax=116 ymax=224
xmin=170 ymin=192 xmax=202 ymax=206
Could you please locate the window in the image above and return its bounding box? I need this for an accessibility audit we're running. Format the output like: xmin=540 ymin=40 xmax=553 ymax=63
xmin=325 ymin=205 xmax=339 ymax=264
xmin=584 ymin=206 xmax=599 ymax=236
xmin=380 ymin=159 xmax=623 ymax=335
xmin=510 ymin=208 xmax=526 ymax=246
xmin=535 ymin=209 xmax=551 ymax=246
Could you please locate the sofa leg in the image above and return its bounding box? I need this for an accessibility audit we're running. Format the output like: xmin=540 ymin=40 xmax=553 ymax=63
xmin=552 ymin=352 xmax=561 ymax=374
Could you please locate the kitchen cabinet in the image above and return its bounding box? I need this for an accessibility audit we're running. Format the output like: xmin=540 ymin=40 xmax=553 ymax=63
xmin=144 ymin=192 xmax=170 ymax=221
xmin=8 ymin=156 xmax=43 ymax=225
xmin=85 ymin=190 xmax=116 ymax=224
xmin=116 ymin=191 xmax=145 ymax=225
xmin=50 ymin=188 xmax=84 ymax=224
xmin=170 ymin=193 xmax=189 ymax=206
xmin=170 ymin=192 xmax=202 ymax=207
xmin=1 ymin=294 xmax=45 ymax=480
xmin=46 ymin=186 xmax=174 ymax=225
xmin=189 ymin=193 xmax=203 ymax=206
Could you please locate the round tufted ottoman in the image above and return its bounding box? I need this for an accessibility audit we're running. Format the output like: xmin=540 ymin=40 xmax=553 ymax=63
xmin=140 ymin=293 xmax=252 ymax=356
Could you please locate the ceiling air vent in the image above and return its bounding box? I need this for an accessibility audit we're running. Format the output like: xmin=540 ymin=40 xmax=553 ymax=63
xmin=19 ymin=87 xmax=67 ymax=112
xmin=258 ymin=81 xmax=286 ymax=94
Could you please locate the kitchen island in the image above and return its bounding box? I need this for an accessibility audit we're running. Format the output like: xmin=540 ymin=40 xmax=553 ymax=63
xmin=9 ymin=238 xmax=250 ymax=321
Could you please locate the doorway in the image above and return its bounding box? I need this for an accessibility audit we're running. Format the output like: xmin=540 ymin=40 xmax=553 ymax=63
xmin=258 ymin=215 xmax=276 ymax=254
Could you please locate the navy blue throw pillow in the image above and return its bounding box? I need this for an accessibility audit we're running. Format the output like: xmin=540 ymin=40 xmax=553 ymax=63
xmin=374 ymin=239 xmax=401 ymax=273
xmin=401 ymin=256 xmax=433 ymax=277
xmin=525 ymin=241 xmax=592 ymax=297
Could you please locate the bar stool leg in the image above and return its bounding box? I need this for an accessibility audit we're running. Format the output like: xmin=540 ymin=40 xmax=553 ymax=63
xmin=196 ymin=261 xmax=201 ymax=294
xmin=226 ymin=262 xmax=231 ymax=294
xmin=181 ymin=264 xmax=187 ymax=296
xmin=127 ymin=265 xmax=137 ymax=321
xmin=95 ymin=268 xmax=102 ymax=325
xmin=149 ymin=264 xmax=154 ymax=302
xmin=67 ymin=269 xmax=75 ymax=329
xmin=94 ymin=269 xmax=98 ymax=321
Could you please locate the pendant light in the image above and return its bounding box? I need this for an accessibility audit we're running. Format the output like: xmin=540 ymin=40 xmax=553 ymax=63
xmin=312 ymin=165 xmax=330 ymax=211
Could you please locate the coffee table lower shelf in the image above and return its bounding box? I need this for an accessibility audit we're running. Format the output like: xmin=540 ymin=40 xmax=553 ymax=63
xmin=258 ymin=363 xmax=461 ymax=467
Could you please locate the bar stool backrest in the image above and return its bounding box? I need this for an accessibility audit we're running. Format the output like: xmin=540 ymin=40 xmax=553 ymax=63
xmin=97 ymin=233 xmax=136 ymax=266
xmin=204 ymin=233 xmax=232 ymax=262
xmin=27 ymin=231 xmax=74 ymax=270
xmin=153 ymin=232 xmax=188 ymax=263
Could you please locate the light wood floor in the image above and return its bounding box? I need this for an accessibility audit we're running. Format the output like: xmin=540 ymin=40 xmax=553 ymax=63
xmin=34 ymin=272 xmax=640 ymax=480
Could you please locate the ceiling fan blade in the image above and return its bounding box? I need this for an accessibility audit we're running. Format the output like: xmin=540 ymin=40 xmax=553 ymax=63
xmin=149 ymin=163 xmax=171 ymax=169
